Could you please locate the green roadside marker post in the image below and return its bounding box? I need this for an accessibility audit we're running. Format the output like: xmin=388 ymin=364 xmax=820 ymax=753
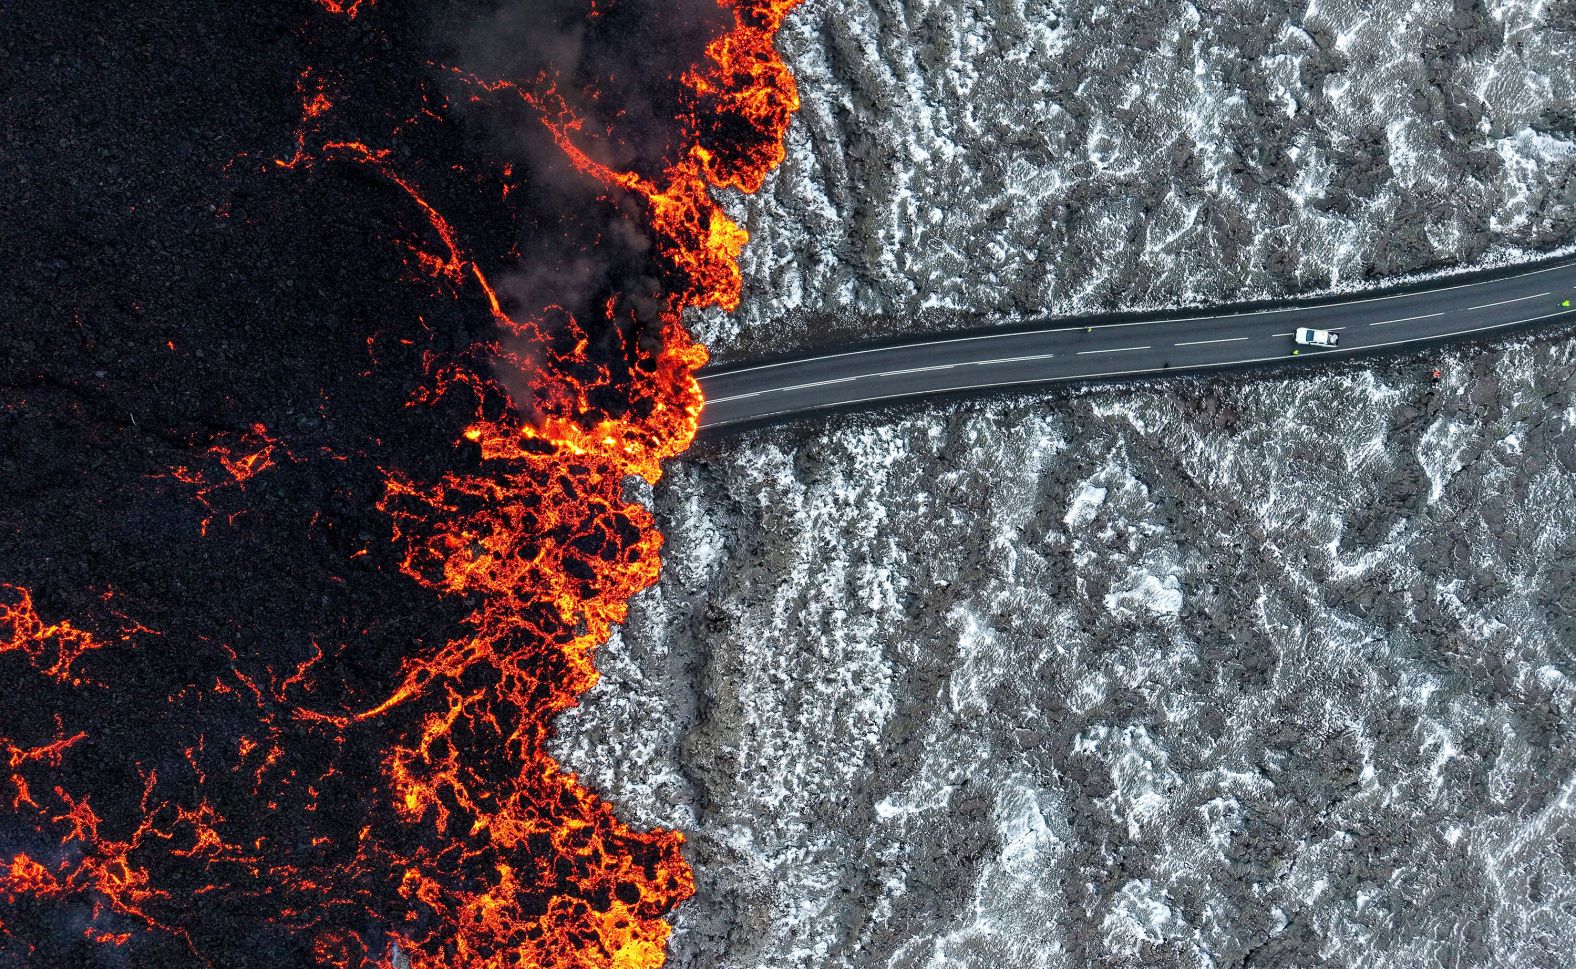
xmin=1562 ymin=300 xmax=1571 ymax=308
xmin=1292 ymin=349 xmax=1301 ymax=355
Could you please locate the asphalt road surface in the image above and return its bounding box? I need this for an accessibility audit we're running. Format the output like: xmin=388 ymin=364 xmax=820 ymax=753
xmin=698 ymin=257 xmax=1576 ymax=431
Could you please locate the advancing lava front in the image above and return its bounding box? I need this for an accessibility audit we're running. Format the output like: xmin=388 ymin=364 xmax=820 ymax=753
xmin=0 ymin=1 xmax=799 ymax=966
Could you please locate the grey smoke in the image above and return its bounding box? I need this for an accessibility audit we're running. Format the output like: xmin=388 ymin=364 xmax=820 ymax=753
xmin=429 ymin=0 xmax=736 ymax=415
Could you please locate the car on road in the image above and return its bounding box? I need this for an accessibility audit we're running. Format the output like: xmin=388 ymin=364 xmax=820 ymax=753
xmin=1295 ymin=327 xmax=1338 ymax=347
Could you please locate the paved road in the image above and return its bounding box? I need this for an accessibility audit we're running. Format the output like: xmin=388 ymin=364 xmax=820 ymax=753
xmin=698 ymin=257 xmax=1576 ymax=431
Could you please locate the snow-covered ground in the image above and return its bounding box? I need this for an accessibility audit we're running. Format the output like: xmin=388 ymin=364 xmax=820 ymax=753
xmin=695 ymin=0 xmax=1576 ymax=360
xmin=565 ymin=338 xmax=1576 ymax=968
xmin=557 ymin=1 xmax=1576 ymax=966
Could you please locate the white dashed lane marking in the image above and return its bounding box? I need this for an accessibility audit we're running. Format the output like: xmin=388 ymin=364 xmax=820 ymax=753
xmin=1370 ymin=312 xmax=1445 ymax=327
xmin=1468 ymin=292 xmax=1548 ymax=311
xmin=1174 ymin=336 xmax=1249 ymax=346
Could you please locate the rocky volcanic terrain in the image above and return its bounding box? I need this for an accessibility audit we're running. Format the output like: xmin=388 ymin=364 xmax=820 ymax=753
xmin=558 ymin=0 xmax=1576 ymax=967
xmin=695 ymin=0 xmax=1576 ymax=359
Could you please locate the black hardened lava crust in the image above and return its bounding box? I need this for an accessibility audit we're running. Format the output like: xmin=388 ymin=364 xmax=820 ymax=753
xmin=2 ymin=4 xmax=475 ymax=964
xmin=1 ymin=0 xmax=724 ymax=964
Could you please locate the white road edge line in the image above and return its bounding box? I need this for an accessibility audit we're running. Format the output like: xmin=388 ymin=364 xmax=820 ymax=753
xmin=704 ymin=309 xmax=1576 ymax=422
xmin=1369 ymin=312 xmax=1444 ymax=327
xmin=1174 ymin=336 xmax=1249 ymax=346
xmin=1076 ymin=346 xmax=1150 ymax=355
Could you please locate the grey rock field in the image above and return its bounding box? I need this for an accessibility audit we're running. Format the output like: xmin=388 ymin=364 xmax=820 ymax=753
xmin=695 ymin=0 xmax=1576 ymax=361
xmin=556 ymin=0 xmax=1576 ymax=966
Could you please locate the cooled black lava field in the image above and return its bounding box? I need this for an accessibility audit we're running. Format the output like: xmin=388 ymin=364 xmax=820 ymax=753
xmin=0 ymin=0 xmax=777 ymax=964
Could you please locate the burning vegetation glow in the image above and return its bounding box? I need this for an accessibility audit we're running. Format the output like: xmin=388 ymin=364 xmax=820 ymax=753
xmin=0 ymin=0 xmax=801 ymax=966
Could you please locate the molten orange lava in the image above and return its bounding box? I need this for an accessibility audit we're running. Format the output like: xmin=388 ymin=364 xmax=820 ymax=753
xmin=313 ymin=0 xmax=375 ymax=20
xmin=0 ymin=1 xmax=802 ymax=967
xmin=0 ymin=591 xmax=200 ymax=959
xmin=337 ymin=5 xmax=805 ymax=964
xmin=1 ymin=585 xmax=106 ymax=687
xmin=163 ymin=422 xmax=293 ymax=535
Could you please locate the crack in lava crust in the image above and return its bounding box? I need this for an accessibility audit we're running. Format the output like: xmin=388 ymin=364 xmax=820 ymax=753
xmin=0 ymin=0 xmax=801 ymax=966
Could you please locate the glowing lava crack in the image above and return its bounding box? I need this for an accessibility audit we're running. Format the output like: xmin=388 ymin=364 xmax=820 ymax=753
xmin=0 ymin=1 xmax=802 ymax=966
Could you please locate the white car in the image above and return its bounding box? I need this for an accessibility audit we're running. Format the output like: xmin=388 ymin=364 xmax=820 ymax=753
xmin=1295 ymin=327 xmax=1338 ymax=347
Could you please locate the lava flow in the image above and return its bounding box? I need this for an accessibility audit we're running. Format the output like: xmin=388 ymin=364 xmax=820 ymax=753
xmin=0 ymin=0 xmax=801 ymax=967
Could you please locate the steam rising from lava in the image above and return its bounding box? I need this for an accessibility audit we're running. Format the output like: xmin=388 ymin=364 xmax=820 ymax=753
xmin=0 ymin=0 xmax=801 ymax=966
